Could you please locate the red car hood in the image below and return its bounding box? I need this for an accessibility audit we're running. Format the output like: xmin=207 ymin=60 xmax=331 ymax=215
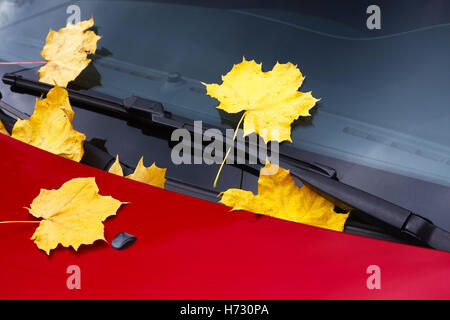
xmin=0 ymin=133 xmax=449 ymax=299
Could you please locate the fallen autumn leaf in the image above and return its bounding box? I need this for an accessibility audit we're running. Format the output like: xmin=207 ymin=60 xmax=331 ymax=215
xmin=11 ymin=85 xmax=85 ymax=162
xmin=109 ymin=155 xmax=167 ymax=189
xmin=204 ymin=57 xmax=319 ymax=143
xmin=219 ymin=162 xmax=349 ymax=232
xmin=0 ymin=120 xmax=9 ymax=136
xmin=38 ymin=17 xmax=101 ymax=87
xmin=29 ymin=177 xmax=125 ymax=255
xmin=203 ymin=57 xmax=319 ymax=187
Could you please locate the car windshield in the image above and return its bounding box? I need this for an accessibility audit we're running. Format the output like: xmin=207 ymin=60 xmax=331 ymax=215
xmin=2 ymin=0 xmax=450 ymax=187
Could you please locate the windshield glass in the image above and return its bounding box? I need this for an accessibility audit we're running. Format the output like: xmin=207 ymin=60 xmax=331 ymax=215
xmin=2 ymin=0 xmax=450 ymax=187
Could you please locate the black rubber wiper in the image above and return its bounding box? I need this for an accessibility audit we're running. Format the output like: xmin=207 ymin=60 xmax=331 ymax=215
xmin=0 ymin=98 xmax=224 ymax=203
xmin=283 ymin=162 xmax=450 ymax=252
xmin=0 ymin=97 xmax=122 ymax=171
xmin=0 ymin=98 xmax=28 ymax=120
xmin=2 ymin=72 xmax=336 ymax=178
xmin=3 ymin=72 xmax=450 ymax=252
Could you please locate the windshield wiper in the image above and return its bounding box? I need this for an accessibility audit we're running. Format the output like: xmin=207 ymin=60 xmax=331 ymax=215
xmin=2 ymin=72 xmax=336 ymax=178
xmin=0 ymin=98 xmax=225 ymax=203
xmin=3 ymin=72 xmax=450 ymax=252
xmin=0 ymin=99 xmax=28 ymax=120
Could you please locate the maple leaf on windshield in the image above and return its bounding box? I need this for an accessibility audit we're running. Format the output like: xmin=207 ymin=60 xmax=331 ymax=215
xmin=204 ymin=58 xmax=319 ymax=187
xmin=29 ymin=177 xmax=125 ymax=255
xmin=219 ymin=162 xmax=349 ymax=232
xmin=109 ymin=155 xmax=124 ymax=176
xmin=203 ymin=57 xmax=319 ymax=143
xmin=38 ymin=17 xmax=101 ymax=87
xmin=11 ymin=85 xmax=85 ymax=162
xmin=109 ymin=155 xmax=166 ymax=189
xmin=0 ymin=120 xmax=9 ymax=136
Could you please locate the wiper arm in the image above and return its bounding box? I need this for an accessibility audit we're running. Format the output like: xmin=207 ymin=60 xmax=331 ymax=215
xmin=3 ymin=72 xmax=450 ymax=252
xmin=282 ymin=162 xmax=450 ymax=252
xmin=0 ymin=99 xmax=28 ymax=120
xmin=0 ymin=97 xmax=122 ymax=170
xmin=2 ymin=72 xmax=336 ymax=178
xmin=0 ymin=98 xmax=233 ymax=204
xmin=2 ymin=73 xmax=225 ymax=131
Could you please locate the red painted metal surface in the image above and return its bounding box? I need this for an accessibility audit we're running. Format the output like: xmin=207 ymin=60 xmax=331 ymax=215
xmin=0 ymin=133 xmax=449 ymax=299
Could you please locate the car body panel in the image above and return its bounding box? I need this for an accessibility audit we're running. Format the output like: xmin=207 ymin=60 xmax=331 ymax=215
xmin=0 ymin=134 xmax=449 ymax=299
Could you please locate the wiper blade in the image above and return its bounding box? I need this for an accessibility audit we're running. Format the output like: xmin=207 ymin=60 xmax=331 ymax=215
xmin=0 ymin=99 xmax=28 ymax=119
xmin=0 ymin=97 xmax=121 ymax=169
xmin=3 ymin=72 xmax=450 ymax=252
xmin=283 ymin=162 xmax=450 ymax=252
xmin=2 ymin=72 xmax=336 ymax=178
xmin=0 ymin=98 xmax=231 ymax=205
xmin=2 ymin=73 xmax=220 ymax=130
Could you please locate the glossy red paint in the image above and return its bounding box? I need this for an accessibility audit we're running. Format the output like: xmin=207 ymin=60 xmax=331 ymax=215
xmin=0 ymin=134 xmax=449 ymax=299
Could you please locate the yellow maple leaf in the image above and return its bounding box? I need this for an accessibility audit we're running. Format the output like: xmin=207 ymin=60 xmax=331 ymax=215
xmin=219 ymin=162 xmax=349 ymax=232
xmin=109 ymin=155 xmax=166 ymax=189
xmin=0 ymin=120 xmax=9 ymax=136
xmin=29 ymin=177 xmax=124 ymax=255
xmin=45 ymin=82 xmax=75 ymax=121
xmin=38 ymin=17 xmax=101 ymax=87
xmin=204 ymin=57 xmax=319 ymax=143
xmin=11 ymin=85 xmax=85 ymax=162
xmin=109 ymin=155 xmax=124 ymax=176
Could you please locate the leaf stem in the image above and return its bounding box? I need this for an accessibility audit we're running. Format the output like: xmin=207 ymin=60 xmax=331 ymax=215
xmin=213 ymin=112 xmax=246 ymax=188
